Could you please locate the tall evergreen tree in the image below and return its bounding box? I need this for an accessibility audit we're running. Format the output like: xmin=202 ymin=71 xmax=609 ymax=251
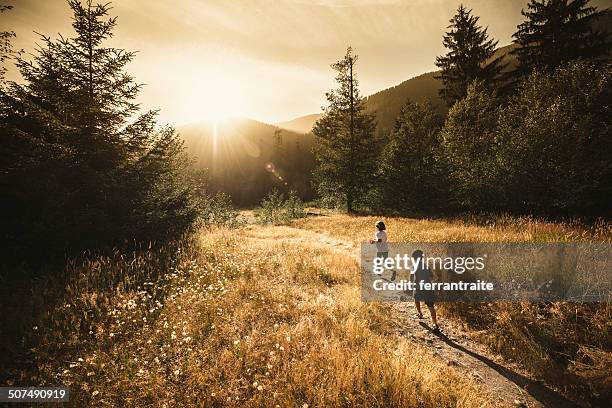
xmin=512 ymin=0 xmax=611 ymax=74
xmin=312 ymin=47 xmax=377 ymax=212
xmin=435 ymin=5 xmax=506 ymax=106
xmin=0 ymin=0 xmax=203 ymax=264
xmin=378 ymin=101 xmax=447 ymax=212
xmin=440 ymin=82 xmax=502 ymax=210
xmin=0 ymin=5 xmax=16 ymax=83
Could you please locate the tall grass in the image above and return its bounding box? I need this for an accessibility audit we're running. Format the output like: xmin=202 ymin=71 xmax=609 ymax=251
xmin=295 ymin=212 xmax=612 ymax=405
xmin=0 ymin=236 xmax=199 ymax=388
xmin=1 ymin=227 xmax=492 ymax=407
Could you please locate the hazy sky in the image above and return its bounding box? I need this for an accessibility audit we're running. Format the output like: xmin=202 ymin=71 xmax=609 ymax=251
xmin=4 ymin=0 xmax=612 ymax=125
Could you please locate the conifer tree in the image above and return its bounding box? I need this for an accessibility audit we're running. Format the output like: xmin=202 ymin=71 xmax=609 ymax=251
xmin=512 ymin=0 xmax=610 ymax=74
xmin=0 ymin=5 xmax=16 ymax=83
xmin=379 ymin=101 xmax=446 ymax=212
xmin=435 ymin=5 xmax=506 ymax=106
xmin=312 ymin=47 xmax=377 ymax=212
xmin=439 ymin=82 xmax=502 ymax=210
xmin=0 ymin=0 xmax=202 ymax=262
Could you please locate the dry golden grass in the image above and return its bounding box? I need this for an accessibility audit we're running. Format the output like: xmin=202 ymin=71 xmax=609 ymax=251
xmin=295 ymin=210 xmax=611 ymax=243
xmin=295 ymin=211 xmax=612 ymax=404
xmin=5 ymin=211 xmax=610 ymax=406
xmin=8 ymin=226 xmax=492 ymax=407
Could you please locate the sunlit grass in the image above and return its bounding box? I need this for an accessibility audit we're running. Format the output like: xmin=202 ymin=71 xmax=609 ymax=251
xmin=295 ymin=210 xmax=611 ymax=243
xmin=9 ymin=226 xmax=492 ymax=407
xmin=294 ymin=211 xmax=612 ymax=403
xmin=5 ymin=212 xmax=610 ymax=406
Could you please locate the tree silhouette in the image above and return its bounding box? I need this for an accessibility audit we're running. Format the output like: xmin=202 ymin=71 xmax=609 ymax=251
xmin=0 ymin=5 xmax=16 ymax=83
xmin=435 ymin=5 xmax=506 ymax=106
xmin=512 ymin=0 xmax=611 ymax=74
xmin=0 ymin=0 xmax=203 ymax=264
xmin=312 ymin=47 xmax=377 ymax=212
xmin=379 ymin=101 xmax=447 ymax=212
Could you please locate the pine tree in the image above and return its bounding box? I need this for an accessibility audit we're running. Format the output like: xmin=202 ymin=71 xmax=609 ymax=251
xmin=379 ymin=101 xmax=446 ymax=212
xmin=512 ymin=0 xmax=611 ymax=74
xmin=435 ymin=5 xmax=506 ymax=106
xmin=0 ymin=5 xmax=16 ymax=83
xmin=0 ymin=0 xmax=202 ymax=262
xmin=440 ymin=82 xmax=502 ymax=210
xmin=272 ymin=127 xmax=284 ymax=160
xmin=312 ymin=47 xmax=377 ymax=212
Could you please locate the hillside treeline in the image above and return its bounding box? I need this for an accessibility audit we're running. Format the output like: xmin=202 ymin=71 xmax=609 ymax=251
xmin=0 ymin=1 xmax=226 ymax=269
xmin=313 ymin=0 xmax=611 ymax=217
xmin=179 ymin=120 xmax=315 ymax=206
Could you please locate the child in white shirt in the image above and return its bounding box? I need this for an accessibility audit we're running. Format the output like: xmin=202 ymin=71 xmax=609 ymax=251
xmin=370 ymin=220 xmax=395 ymax=281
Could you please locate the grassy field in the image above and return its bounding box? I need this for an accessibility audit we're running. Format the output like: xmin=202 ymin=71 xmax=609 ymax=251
xmin=1 ymin=211 xmax=610 ymax=407
xmin=294 ymin=212 xmax=612 ymax=404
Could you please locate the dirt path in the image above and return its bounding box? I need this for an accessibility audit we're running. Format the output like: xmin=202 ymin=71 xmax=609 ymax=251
xmin=241 ymin=224 xmax=580 ymax=408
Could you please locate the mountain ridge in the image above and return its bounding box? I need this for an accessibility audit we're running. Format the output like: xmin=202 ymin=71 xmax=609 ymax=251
xmin=276 ymin=43 xmax=519 ymax=136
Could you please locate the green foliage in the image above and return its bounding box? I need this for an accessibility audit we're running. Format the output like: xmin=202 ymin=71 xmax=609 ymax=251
xmin=200 ymin=192 xmax=240 ymax=228
xmin=496 ymin=60 xmax=612 ymax=215
xmin=0 ymin=1 xmax=211 ymax=266
xmin=439 ymin=82 xmax=503 ymax=210
xmin=312 ymin=47 xmax=378 ymax=213
xmin=512 ymin=0 xmax=611 ymax=75
xmin=0 ymin=5 xmax=16 ymax=83
xmin=285 ymin=190 xmax=306 ymax=220
xmin=258 ymin=189 xmax=286 ymax=224
xmin=435 ymin=5 xmax=506 ymax=106
xmin=378 ymin=101 xmax=448 ymax=212
xmin=435 ymin=61 xmax=611 ymax=216
xmin=256 ymin=189 xmax=305 ymax=225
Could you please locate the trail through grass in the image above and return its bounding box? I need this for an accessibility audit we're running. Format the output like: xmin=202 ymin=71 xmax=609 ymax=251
xmin=6 ymin=212 xmax=610 ymax=407
xmin=25 ymin=225 xmax=493 ymax=407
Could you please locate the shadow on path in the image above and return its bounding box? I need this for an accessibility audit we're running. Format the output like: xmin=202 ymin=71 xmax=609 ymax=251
xmin=418 ymin=322 xmax=579 ymax=408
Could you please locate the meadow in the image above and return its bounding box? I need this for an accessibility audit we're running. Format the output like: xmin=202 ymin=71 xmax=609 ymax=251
xmin=1 ymin=211 xmax=610 ymax=407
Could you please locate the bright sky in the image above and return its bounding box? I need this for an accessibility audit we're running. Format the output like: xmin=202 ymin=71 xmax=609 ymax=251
xmin=4 ymin=0 xmax=612 ymax=125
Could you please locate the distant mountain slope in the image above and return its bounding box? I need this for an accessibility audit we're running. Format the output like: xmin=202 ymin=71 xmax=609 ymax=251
xmin=275 ymin=68 xmax=447 ymax=138
xmin=363 ymin=70 xmax=444 ymax=138
xmin=276 ymin=43 xmax=517 ymax=137
xmin=178 ymin=118 xmax=315 ymax=205
xmin=276 ymin=113 xmax=322 ymax=134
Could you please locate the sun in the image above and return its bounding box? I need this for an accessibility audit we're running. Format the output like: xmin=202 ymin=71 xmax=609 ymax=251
xmin=183 ymin=75 xmax=245 ymax=122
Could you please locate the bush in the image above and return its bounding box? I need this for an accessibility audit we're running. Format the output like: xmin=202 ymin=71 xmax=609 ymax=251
xmin=257 ymin=189 xmax=305 ymax=225
xmin=285 ymin=190 xmax=306 ymax=219
xmin=200 ymin=192 xmax=240 ymax=228
xmin=496 ymin=61 xmax=612 ymax=216
xmin=439 ymin=81 xmax=503 ymax=210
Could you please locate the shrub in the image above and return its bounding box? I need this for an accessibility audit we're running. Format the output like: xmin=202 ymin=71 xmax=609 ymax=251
xmin=257 ymin=189 xmax=305 ymax=225
xmin=200 ymin=192 xmax=240 ymax=229
xmin=285 ymin=190 xmax=306 ymax=220
xmin=496 ymin=61 xmax=612 ymax=216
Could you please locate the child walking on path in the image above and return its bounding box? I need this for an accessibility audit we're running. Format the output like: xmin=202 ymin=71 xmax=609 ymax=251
xmin=370 ymin=220 xmax=396 ymax=281
xmin=411 ymin=249 xmax=439 ymax=331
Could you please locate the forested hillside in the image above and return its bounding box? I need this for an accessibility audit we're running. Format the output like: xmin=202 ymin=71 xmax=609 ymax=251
xmin=281 ymin=7 xmax=612 ymax=138
xmin=279 ymin=43 xmax=518 ymax=137
xmin=179 ymin=119 xmax=315 ymax=205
